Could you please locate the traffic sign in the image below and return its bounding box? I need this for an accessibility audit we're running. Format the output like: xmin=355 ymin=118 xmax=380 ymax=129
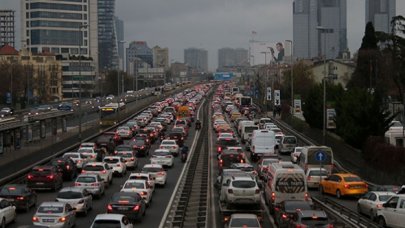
xmin=315 ymin=150 xmax=327 ymax=162
xmin=274 ymin=90 xmax=280 ymax=106
xmin=266 ymin=87 xmax=272 ymax=101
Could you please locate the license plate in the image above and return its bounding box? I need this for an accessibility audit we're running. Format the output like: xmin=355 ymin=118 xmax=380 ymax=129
xmin=257 ymin=154 xmax=263 ymax=157
xmin=37 ymin=182 xmax=44 ymax=185
xmin=117 ymin=207 xmax=129 ymax=211
xmin=43 ymin=219 xmax=55 ymax=223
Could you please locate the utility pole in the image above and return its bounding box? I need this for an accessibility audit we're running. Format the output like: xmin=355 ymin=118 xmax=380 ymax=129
xmin=78 ymin=23 xmax=88 ymax=143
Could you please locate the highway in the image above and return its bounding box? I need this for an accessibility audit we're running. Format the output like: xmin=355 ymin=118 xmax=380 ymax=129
xmin=9 ymin=88 xmax=204 ymax=227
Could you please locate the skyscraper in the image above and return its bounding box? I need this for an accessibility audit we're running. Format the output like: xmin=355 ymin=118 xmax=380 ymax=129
xmin=366 ymin=0 xmax=396 ymax=33
xmin=293 ymin=0 xmax=347 ymax=59
xmin=115 ymin=16 xmax=124 ymax=70
xmin=0 ymin=10 xmax=15 ymax=47
xmin=98 ymin=0 xmax=119 ymax=71
xmin=184 ymin=48 xmax=208 ymax=72
xmin=21 ymin=0 xmax=98 ymax=61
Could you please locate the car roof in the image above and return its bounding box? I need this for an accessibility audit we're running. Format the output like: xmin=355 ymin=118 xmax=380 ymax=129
xmin=230 ymin=213 xmax=259 ymax=219
xmin=125 ymin=179 xmax=147 ymax=183
xmin=232 ymin=163 xmax=253 ymax=168
xmin=143 ymin=164 xmax=163 ymax=168
xmin=334 ymin=173 xmax=360 ymax=178
xmin=39 ymin=201 xmax=66 ymax=207
xmin=94 ymin=213 xmax=125 ymax=220
xmin=59 ymin=187 xmax=84 ymax=193
xmin=298 ymin=210 xmax=328 ymax=218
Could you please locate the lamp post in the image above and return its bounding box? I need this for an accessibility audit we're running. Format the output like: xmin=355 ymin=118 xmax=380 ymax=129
xmin=261 ymin=51 xmax=271 ymax=115
xmin=285 ymin=40 xmax=293 ymax=114
xmin=316 ymin=26 xmax=334 ymax=144
xmin=78 ymin=23 xmax=88 ymax=143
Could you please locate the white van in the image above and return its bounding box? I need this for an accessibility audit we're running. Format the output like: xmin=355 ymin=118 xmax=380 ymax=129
xmin=241 ymin=124 xmax=259 ymax=144
xmin=238 ymin=120 xmax=254 ymax=136
xmin=298 ymin=146 xmax=334 ymax=174
xmin=259 ymin=118 xmax=272 ymax=129
xmin=279 ymin=135 xmax=298 ymax=154
xmin=250 ymin=130 xmax=277 ymax=161
xmin=264 ymin=162 xmax=310 ymax=214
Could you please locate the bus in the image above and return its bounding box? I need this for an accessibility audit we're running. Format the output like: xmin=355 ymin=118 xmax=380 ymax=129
xmin=99 ymin=103 xmax=125 ymax=127
xmin=298 ymin=146 xmax=334 ymax=174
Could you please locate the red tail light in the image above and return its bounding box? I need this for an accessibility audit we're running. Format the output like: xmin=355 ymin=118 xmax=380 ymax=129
xmin=58 ymin=217 xmax=67 ymax=222
xmin=255 ymin=189 xmax=260 ymax=194
xmin=165 ymin=155 xmax=172 ymax=158
xmin=27 ymin=174 xmax=33 ymax=180
xmin=140 ymin=191 xmax=148 ymax=196
xmin=217 ymin=147 xmax=222 ymax=153
xmin=130 ymin=158 xmax=135 ymax=161
xmin=16 ymin=196 xmax=24 ymax=200
xmin=101 ymin=170 xmax=107 ymax=174
xmin=66 ymin=165 xmax=70 ymax=170
xmin=81 ymin=170 xmax=86 ymax=174
xmin=32 ymin=217 xmax=39 ymax=222
xmin=107 ymin=204 xmax=113 ymax=212
xmin=305 ymin=192 xmax=310 ymax=201
xmin=91 ymin=183 xmax=99 ymax=186
xmin=271 ymin=192 xmax=275 ymax=201
xmin=327 ymin=225 xmax=334 ymax=228
xmin=117 ymin=164 xmax=121 ymax=167
xmin=158 ymin=171 xmax=165 ymax=176
xmin=344 ymin=184 xmax=350 ymax=189
xmin=282 ymin=213 xmax=288 ymax=220
xmin=47 ymin=175 xmax=54 ymax=180
xmin=133 ymin=205 xmax=140 ymax=211
xmin=307 ymin=176 xmax=311 ymax=181
xmin=228 ymin=189 xmax=233 ymax=194
xmin=75 ymin=183 xmax=81 ymax=186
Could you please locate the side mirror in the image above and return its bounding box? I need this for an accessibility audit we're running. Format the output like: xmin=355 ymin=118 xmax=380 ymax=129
xmin=257 ymin=182 xmax=263 ymax=189
xmin=382 ymin=202 xmax=387 ymax=208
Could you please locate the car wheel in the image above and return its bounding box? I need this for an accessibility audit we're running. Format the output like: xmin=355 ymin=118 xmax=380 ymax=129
xmin=336 ymin=189 xmax=342 ymax=199
xmin=378 ymin=217 xmax=386 ymax=227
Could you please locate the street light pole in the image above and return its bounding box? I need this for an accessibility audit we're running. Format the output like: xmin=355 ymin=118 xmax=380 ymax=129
xmin=78 ymin=23 xmax=88 ymax=143
xmin=316 ymin=26 xmax=333 ymax=145
xmin=285 ymin=40 xmax=294 ymax=114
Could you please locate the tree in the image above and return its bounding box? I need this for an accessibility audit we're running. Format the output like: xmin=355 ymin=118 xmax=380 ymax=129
xmin=335 ymin=89 xmax=396 ymax=149
xmin=281 ymin=61 xmax=315 ymax=102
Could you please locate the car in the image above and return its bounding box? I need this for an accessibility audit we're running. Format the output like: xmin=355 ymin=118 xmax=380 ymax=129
xmin=226 ymin=213 xmax=261 ymax=228
xmin=130 ymin=139 xmax=150 ymax=157
xmin=150 ymin=149 xmax=174 ymax=168
xmin=216 ymin=137 xmax=239 ymax=154
xmin=90 ymin=214 xmax=133 ymax=228
xmin=57 ymin=103 xmax=73 ymax=111
xmin=26 ymin=166 xmax=63 ymax=191
xmin=120 ymin=180 xmax=153 ymax=206
xmin=287 ymin=210 xmax=332 ymax=227
xmin=215 ymin=169 xmax=247 ymax=191
xmin=319 ymin=173 xmax=368 ymax=198
xmin=106 ymin=192 xmax=146 ymax=222
xmin=103 ymin=156 xmax=127 ymax=176
xmin=274 ymin=200 xmax=313 ymax=227
xmin=256 ymin=158 xmax=279 ymax=180
xmin=78 ymin=147 xmax=98 ymax=162
xmin=0 ymin=107 xmax=13 ymax=117
xmin=141 ymin=164 xmax=167 ymax=186
xmin=171 ymin=127 xmax=187 ymax=138
xmin=290 ymin=146 xmax=303 ymax=163
xmin=114 ymin=144 xmax=134 ymax=155
xmin=167 ymin=132 xmax=185 ymax=146
xmin=306 ymin=168 xmax=328 ymax=189
xmin=159 ymin=140 xmax=179 ymax=156
xmin=49 ymin=157 xmax=78 ymax=181
xmin=80 ymin=142 xmax=98 ymax=150
xmin=32 ymin=202 xmax=76 ymax=228
xmin=116 ymin=151 xmax=138 ymax=170
xmin=96 ymin=132 xmax=121 ymax=152
xmin=222 ymin=175 xmax=261 ymax=206
xmin=127 ymin=173 xmax=155 ymax=192
xmin=134 ymin=134 xmax=151 ymax=145
xmin=116 ymin=126 xmax=133 ymax=139
xmin=0 ymin=198 xmax=16 ymax=226
xmin=81 ymin=162 xmax=113 ymax=186
xmin=218 ymin=150 xmax=246 ymax=173
xmin=278 ymin=135 xmax=298 ymax=154
xmin=376 ymin=194 xmax=405 ymax=227
xmin=74 ymin=174 xmax=105 ymax=198
xmin=56 ymin=187 xmax=93 ymax=215
xmin=218 ymin=132 xmax=234 ymax=139
xmin=0 ymin=184 xmax=37 ymax=212
xmin=357 ymin=191 xmax=395 ymax=220
xmin=62 ymin=152 xmax=89 ymax=170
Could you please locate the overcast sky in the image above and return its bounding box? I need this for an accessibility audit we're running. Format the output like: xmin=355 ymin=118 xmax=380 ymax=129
xmin=2 ymin=0 xmax=405 ymax=70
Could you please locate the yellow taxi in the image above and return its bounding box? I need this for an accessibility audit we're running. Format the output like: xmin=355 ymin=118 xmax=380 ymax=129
xmin=230 ymin=111 xmax=242 ymax=121
xmin=319 ymin=173 xmax=368 ymax=198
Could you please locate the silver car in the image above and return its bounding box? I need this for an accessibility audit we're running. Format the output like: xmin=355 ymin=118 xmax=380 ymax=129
xmin=74 ymin=174 xmax=105 ymax=198
xmin=56 ymin=187 xmax=93 ymax=215
xmin=357 ymin=191 xmax=395 ymax=220
xmin=32 ymin=202 xmax=76 ymax=228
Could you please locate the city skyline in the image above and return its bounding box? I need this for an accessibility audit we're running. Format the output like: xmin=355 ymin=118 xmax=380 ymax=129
xmin=2 ymin=0 xmax=405 ymax=71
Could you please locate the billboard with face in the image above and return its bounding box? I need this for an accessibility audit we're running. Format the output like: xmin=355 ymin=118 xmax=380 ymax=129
xmin=249 ymin=41 xmax=288 ymax=65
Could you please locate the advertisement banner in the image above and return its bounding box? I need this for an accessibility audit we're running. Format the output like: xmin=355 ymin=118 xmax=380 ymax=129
xmin=274 ymin=90 xmax=281 ymax=106
xmin=266 ymin=87 xmax=272 ymax=101
xmin=294 ymin=99 xmax=302 ymax=114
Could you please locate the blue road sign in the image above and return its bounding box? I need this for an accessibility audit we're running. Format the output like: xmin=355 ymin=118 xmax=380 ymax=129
xmin=315 ymin=150 xmax=327 ymax=162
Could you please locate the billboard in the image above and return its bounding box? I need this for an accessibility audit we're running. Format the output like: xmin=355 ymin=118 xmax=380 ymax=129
xmin=249 ymin=41 xmax=290 ymax=65
xmin=214 ymin=72 xmax=234 ymax=81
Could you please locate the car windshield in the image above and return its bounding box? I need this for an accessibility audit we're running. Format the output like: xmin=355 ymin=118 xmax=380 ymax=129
xmin=76 ymin=176 xmax=96 ymax=183
xmin=78 ymin=148 xmax=93 ymax=153
xmin=38 ymin=206 xmax=63 ymax=213
xmin=124 ymin=182 xmax=145 ymax=189
xmin=104 ymin=158 xmax=119 ymax=163
xmin=283 ymin=137 xmax=297 ymax=144
xmin=142 ymin=167 xmax=162 ymax=173
xmin=57 ymin=191 xmax=83 ymax=199
xmin=92 ymin=220 xmax=121 ymax=227
xmin=112 ymin=194 xmax=139 ymax=203
xmin=154 ymin=151 xmax=171 ymax=156
xmin=83 ymin=165 xmax=104 ymax=171
xmin=230 ymin=218 xmax=260 ymax=227
xmin=64 ymin=154 xmax=79 ymax=159
xmin=31 ymin=168 xmax=52 ymax=175
xmin=301 ymin=217 xmax=329 ymax=225
xmin=344 ymin=176 xmax=362 ymax=182
xmin=162 ymin=141 xmax=175 ymax=145
xmin=117 ymin=152 xmax=132 ymax=158
xmin=129 ymin=175 xmax=148 ymax=180
xmin=116 ymin=146 xmax=131 ymax=151
xmin=232 ymin=180 xmax=256 ymax=188
xmin=285 ymin=202 xmax=312 ymax=211
xmin=379 ymin=195 xmax=393 ymax=201
xmin=218 ymin=139 xmax=238 ymax=146
xmin=0 ymin=186 xmax=24 ymax=195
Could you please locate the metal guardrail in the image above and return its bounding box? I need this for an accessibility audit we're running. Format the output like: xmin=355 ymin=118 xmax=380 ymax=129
xmin=0 ymin=84 xmax=194 ymax=187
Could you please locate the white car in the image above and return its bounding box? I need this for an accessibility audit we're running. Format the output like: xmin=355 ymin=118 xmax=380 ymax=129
xmin=116 ymin=151 xmax=138 ymax=170
xmin=218 ymin=132 xmax=234 ymax=139
xmin=90 ymin=214 xmax=133 ymax=228
xmin=149 ymin=122 xmax=163 ymax=131
xmin=226 ymin=213 xmax=261 ymax=228
xmin=357 ymin=191 xmax=395 ymax=220
xmin=290 ymin=146 xmax=303 ymax=163
xmin=141 ymin=164 xmax=167 ymax=186
xmin=150 ymin=149 xmax=174 ymax=167
xmin=306 ymin=168 xmax=328 ymax=188
xmin=222 ymin=175 xmax=261 ymax=206
xmin=63 ymin=152 xmax=89 ymax=169
xmin=56 ymin=187 xmax=93 ymax=215
xmin=128 ymin=172 xmax=155 ymax=192
xmin=159 ymin=140 xmax=179 ymax=156
xmin=80 ymin=142 xmax=97 ymax=150
xmin=78 ymin=147 xmax=98 ymax=162
xmin=116 ymin=126 xmax=133 ymax=139
xmin=82 ymin=162 xmax=113 ymax=186
xmin=33 ymin=202 xmax=76 ymax=228
xmin=74 ymin=174 xmax=105 ymax=198
xmin=104 ymin=156 xmax=127 ymax=176
xmin=120 ymin=180 xmax=153 ymax=206
xmin=0 ymin=198 xmax=16 ymax=227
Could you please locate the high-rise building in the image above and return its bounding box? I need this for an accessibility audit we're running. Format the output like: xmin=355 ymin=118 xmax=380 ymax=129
xmin=218 ymin=48 xmax=248 ymax=71
xmin=21 ymin=0 xmax=98 ymax=61
xmin=293 ymin=0 xmax=347 ymax=59
xmin=184 ymin=48 xmax=208 ymax=72
xmin=366 ymin=0 xmax=396 ymax=33
xmin=98 ymin=0 xmax=119 ymax=71
xmin=0 ymin=10 xmax=15 ymax=47
xmin=126 ymin=41 xmax=153 ymax=74
xmin=115 ymin=16 xmax=124 ymax=70
xmin=152 ymin=46 xmax=169 ymax=69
